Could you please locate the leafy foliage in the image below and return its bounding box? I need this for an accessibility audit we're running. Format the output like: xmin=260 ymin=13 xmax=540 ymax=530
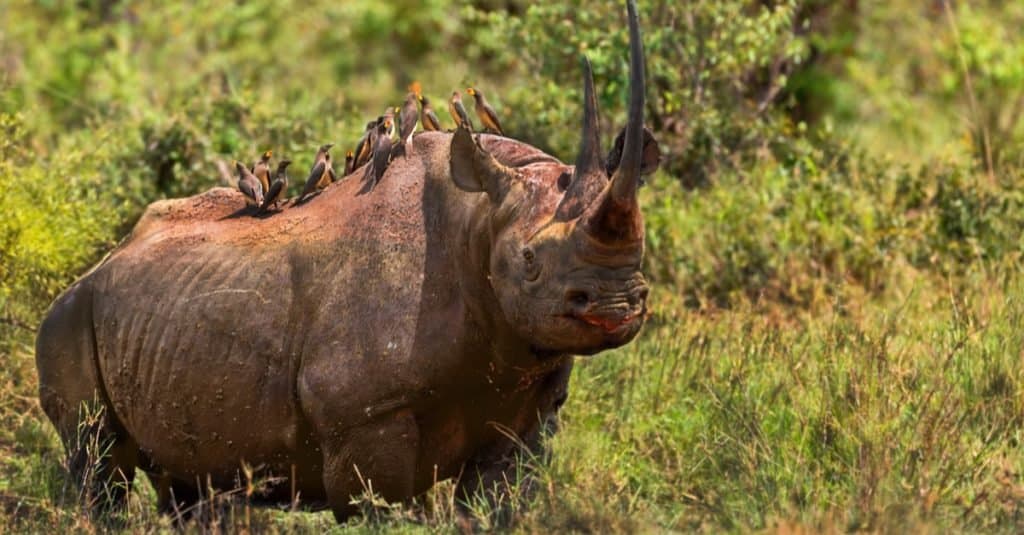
xmin=465 ymin=0 xmax=809 ymax=186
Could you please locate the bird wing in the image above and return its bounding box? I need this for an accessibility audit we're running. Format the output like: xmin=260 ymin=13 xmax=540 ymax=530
xmin=481 ymin=104 xmax=504 ymax=135
xmin=259 ymin=180 xmax=283 ymax=211
xmin=373 ymin=138 xmax=392 ymax=183
xmin=424 ymin=109 xmax=442 ymax=131
xmin=239 ymin=176 xmax=262 ymax=204
xmin=302 ymin=161 xmax=326 ymax=196
xmin=400 ymin=105 xmax=419 ymax=140
xmin=354 ymin=136 xmax=369 ymax=166
xmin=448 ymin=101 xmax=463 ymax=128
xmin=357 ymin=130 xmax=377 ymax=167
xmin=454 ymin=101 xmax=473 ymax=131
xmin=254 ymin=166 xmax=271 ymax=192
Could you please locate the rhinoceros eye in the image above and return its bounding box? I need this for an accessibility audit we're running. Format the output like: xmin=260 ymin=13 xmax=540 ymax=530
xmin=557 ymin=172 xmax=571 ymax=192
xmin=522 ymin=247 xmax=540 ymax=281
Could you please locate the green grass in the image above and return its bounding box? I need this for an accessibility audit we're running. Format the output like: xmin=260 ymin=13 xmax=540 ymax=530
xmin=4 ymin=261 xmax=1024 ymax=532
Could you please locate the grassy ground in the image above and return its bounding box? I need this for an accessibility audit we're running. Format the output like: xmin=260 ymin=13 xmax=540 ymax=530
xmin=2 ymin=0 xmax=1024 ymax=532
xmin=3 ymin=184 xmax=1023 ymax=533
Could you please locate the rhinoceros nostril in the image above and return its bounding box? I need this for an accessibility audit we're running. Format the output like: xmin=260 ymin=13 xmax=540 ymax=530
xmin=565 ymin=290 xmax=591 ymax=309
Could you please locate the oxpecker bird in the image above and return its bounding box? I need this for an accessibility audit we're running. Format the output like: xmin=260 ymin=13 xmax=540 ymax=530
xmin=418 ymin=95 xmax=442 ymax=132
xmin=448 ymin=91 xmax=473 ymax=132
xmin=467 ymin=87 xmax=504 ymax=136
xmin=398 ymin=92 xmax=419 ymax=154
xmin=369 ymin=119 xmax=393 ymax=185
xmin=259 ymin=159 xmax=292 ymax=213
xmin=300 ymin=144 xmax=335 ymax=199
xmin=252 ymin=150 xmax=273 ymax=194
xmin=354 ymin=120 xmax=378 ymax=169
xmin=344 ymin=150 xmax=354 ymax=176
xmin=382 ymin=107 xmax=397 ymax=138
xmin=235 ymin=161 xmax=264 ymax=208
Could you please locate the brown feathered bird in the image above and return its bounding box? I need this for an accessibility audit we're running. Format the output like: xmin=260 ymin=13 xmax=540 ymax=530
xmin=448 ymin=91 xmax=473 ymax=132
xmin=354 ymin=120 xmax=378 ymax=169
xmin=398 ymin=92 xmax=419 ymax=154
xmin=418 ymin=95 xmax=442 ymax=131
xmin=258 ymin=159 xmax=291 ymax=213
xmin=252 ymin=150 xmax=272 ymax=194
xmin=343 ymin=150 xmax=355 ymax=176
xmin=467 ymin=87 xmax=504 ymax=136
xmin=369 ymin=119 xmax=393 ymax=185
xmin=382 ymin=107 xmax=397 ymax=138
xmin=300 ymin=144 xmax=335 ymax=199
xmin=235 ymin=161 xmax=264 ymax=208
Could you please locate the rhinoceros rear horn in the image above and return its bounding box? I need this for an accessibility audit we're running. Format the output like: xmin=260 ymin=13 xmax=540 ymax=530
xmin=579 ymin=0 xmax=647 ymax=244
xmin=576 ymin=57 xmax=602 ymax=175
xmin=553 ymin=56 xmax=608 ymax=222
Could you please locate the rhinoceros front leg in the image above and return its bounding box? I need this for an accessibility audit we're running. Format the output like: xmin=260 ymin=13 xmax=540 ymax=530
xmin=454 ymin=411 xmax=558 ymax=529
xmin=455 ymin=360 xmax=572 ymax=528
xmin=317 ymin=409 xmax=420 ymax=522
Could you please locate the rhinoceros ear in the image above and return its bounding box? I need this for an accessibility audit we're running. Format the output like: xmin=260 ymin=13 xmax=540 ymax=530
xmin=450 ymin=126 xmax=515 ymax=204
xmin=606 ymin=126 xmax=661 ymax=178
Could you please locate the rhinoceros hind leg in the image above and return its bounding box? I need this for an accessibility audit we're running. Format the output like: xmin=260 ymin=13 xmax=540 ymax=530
xmin=54 ymin=399 xmax=139 ymax=517
xmin=153 ymin=474 xmax=203 ymax=524
xmin=36 ymin=285 xmax=138 ymax=516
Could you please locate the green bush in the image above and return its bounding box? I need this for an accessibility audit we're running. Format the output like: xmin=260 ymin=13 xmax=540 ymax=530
xmin=464 ymin=0 xmax=809 ymax=186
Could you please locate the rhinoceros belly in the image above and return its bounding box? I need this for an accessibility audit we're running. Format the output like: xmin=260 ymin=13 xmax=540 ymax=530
xmin=91 ymin=242 xmax=308 ymax=480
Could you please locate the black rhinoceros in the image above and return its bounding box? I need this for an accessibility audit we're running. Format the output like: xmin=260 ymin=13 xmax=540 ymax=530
xmin=36 ymin=0 xmax=659 ymax=521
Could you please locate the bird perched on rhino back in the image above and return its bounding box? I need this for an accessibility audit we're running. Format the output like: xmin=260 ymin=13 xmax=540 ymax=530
xmin=300 ymin=144 xmax=335 ymax=200
xmin=368 ymin=119 xmax=393 ymax=185
xmin=467 ymin=87 xmax=504 ymax=136
xmin=252 ymin=150 xmax=273 ymax=194
xmin=418 ymin=95 xmax=442 ymax=132
xmin=448 ymin=91 xmax=473 ymax=132
xmin=382 ymin=107 xmax=397 ymax=138
xmin=343 ymin=150 xmax=354 ymax=177
xmin=235 ymin=161 xmax=264 ymax=209
xmin=398 ymin=92 xmax=419 ymax=155
xmin=258 ymin=159 xmax=291 ymax=213
xmin=353 ymin=120 xmax=378 ymax=169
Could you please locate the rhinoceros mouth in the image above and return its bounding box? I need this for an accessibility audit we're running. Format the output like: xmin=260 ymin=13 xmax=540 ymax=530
xmin=573 ymin=310 xmax=641 ymax=332
xmin=560 ymin=305 xmax=645 ymax=335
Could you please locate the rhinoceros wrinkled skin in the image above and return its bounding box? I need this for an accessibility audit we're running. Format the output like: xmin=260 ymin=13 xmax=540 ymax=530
xmin=35 ymin=0 xmax=658 ymax=521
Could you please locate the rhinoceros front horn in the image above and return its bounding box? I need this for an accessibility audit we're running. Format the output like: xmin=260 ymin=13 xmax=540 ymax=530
xmin=579 ymin=0 xmax=646 ymax=244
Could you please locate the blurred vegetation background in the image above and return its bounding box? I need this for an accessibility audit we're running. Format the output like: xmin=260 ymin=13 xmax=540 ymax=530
xmin=2 ymin=0 xmax=1024 ymax=532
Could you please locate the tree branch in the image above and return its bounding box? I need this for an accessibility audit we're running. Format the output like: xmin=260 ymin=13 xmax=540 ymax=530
xmin=0 ymin=316 xmax=35 ymax=333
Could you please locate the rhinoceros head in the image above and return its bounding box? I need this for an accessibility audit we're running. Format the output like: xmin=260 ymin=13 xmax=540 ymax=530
xmin=449 ymin=0 xmax=659 ymax=356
